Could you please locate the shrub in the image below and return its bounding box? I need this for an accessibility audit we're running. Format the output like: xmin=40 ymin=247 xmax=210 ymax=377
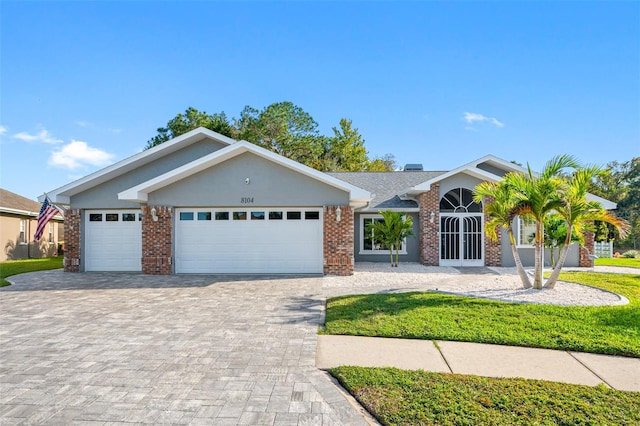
xmin=622 ymin=250 xmax=640 ymax=258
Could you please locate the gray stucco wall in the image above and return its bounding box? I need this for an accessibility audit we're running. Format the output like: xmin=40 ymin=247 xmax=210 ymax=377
xmin=70 ymin=138 xmax=227 ymax=209
xmin=438 ymin=174 xmax=484 ymax=199
xmin=477 ymin=162 xmax=509 ymax=177
xmin=354 ymin=212 xmax=420 ymax=263
xmin=149 ymin=152 xmax=350 ymax=207
xmin=500 ymin=229 xmax=581 ymax=267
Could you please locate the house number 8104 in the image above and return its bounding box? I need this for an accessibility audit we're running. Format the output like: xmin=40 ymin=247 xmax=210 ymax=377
xmin=241 ymin=197 xmax=254 ymax=204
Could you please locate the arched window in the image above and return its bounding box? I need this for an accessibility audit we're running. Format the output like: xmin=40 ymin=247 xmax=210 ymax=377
xmin=439 ymin=188 xmax=482 ymax=213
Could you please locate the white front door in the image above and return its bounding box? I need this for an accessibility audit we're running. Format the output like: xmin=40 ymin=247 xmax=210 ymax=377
xmin=84 ymin=210 xmax=142 ymax=272
xmin=175 ymin=208 xmax=323 ymax=274
xmin=439 ymin=213 xmax=484 ymax=267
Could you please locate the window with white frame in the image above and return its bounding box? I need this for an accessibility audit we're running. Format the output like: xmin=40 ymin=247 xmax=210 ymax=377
xmin=360 ymin=214 xmax=407 ymax=254
xmin=48 ymin=223 xmax=54 ymax=243
xmin=516 ymin=217 xmax=536 ymax=247
xmin=19 ymin=219 xmax=27 ymax=244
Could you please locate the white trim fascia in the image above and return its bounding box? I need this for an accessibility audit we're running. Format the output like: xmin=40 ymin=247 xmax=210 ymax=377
xmin=404 ymin=167 xmax=502 ymax=196
xmin=43 ymin=127 xmax=236 ymax=204
xmin=399 ymin=154 xmax=526 ymax=198
xmin=119 ymin=140 xmax=372 ymax=203
xmin=0 ymin=207 xmax=64 ymax=220
xmin=586 ymin=193 xmax=617 ymax=210
xmin=357 ymin=207 xmax=420 ymax=213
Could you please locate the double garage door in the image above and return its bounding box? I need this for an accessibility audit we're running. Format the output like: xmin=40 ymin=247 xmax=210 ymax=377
xmin=84 ymin=208 xmax=324 ymax=273
xmin=175 ymin=208 xmax=324 ymax=274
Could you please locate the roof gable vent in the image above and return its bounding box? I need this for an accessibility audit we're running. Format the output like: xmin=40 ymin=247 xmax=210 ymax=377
xmin=404 ymin=163 xmax=423 ymax=171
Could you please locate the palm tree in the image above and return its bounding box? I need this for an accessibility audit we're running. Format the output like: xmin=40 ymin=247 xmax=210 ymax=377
xmin=366 ymin=210 xmax=414 ymax=267
xmin=527 ymin=216 xmax=579 ymax=268
xmin=506 ymin=155 xmax=581 ymax=289
xmin=474 ymin=180 xmax=532 ymax=289
xmin=544 ymin=166 xmax=629 ymax=289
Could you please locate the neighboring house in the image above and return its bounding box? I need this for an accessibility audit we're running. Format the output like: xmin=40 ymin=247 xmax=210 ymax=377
xmin=44 ymin=127 xmax=611 ymax=275
xmin=1 ymin=189 xmax=64 ymax=261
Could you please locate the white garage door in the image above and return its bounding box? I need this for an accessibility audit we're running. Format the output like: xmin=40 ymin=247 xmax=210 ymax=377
xmin=175 ymin=208 xmax=323 ymax=274
xmin=84 ymin=210 xmax=142 ymax=272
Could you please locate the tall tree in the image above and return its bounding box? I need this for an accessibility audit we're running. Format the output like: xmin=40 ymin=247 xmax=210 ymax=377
xmin=589 ymin=158 xmax=640 ymax=249
xmin=145 ymin=107 xmax=234 ymax=149
xmin=323 ymin=119 xmax=369 ymax=171
xmin=146 ymin=102 xmax=396 ymax=172
xmin=234 ymin=102 xmax=324 ymax=166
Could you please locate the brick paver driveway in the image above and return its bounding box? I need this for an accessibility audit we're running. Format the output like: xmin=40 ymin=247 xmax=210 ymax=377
xmin=0 ymin=271 xmax=368 ymax=425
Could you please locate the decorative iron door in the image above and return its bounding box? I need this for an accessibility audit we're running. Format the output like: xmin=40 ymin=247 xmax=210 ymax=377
xmin=440 ymin=214 xmax=484 ymax=266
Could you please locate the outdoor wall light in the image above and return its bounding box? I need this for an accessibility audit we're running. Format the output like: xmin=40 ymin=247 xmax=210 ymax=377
xmin=429 ymin=211 xmax=435 ymax=223
xmin=336 ymin=206 xmax=342 ymax=222
xmin=151 ymin=207 xmax=158 ymax=222
xmin=245 ymin=178 xmax=250 ymax=185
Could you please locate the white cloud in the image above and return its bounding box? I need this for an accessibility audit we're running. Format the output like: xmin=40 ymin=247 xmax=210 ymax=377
xmin=0 ymin=125 xmax=7 ymax=135
xmin=49 ymin=139 xmax=115 ymax=170
xmin=463 ymin=112 xmax=504 ymax=128
xmin=75 ymin=120 xmax=92 ymax=128
xmin=13 ymin=128 xmax=63 ymax=144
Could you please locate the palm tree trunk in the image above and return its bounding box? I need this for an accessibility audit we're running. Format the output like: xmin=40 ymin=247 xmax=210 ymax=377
xmin=509 ymin=229 xmax=532 ymax=289
xmin=544 ymin=226 xmax=573 ymax=289
xmin=389 ymin=247 xmax=393 ymax=267
xmin=533 ymin=221 xmax=544 ymax=289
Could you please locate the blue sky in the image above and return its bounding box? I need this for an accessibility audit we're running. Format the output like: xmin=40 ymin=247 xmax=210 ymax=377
xmin=1 ymin=1 xmax=639 ymax=200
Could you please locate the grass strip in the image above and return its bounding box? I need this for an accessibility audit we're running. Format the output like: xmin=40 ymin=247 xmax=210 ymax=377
xmin=323 ymin=272 xmax=640 ymax=357
xmin=0 ymin=257 xmax=63 ymax=287
xmin=331 ymin=366 xmax=640 ymax=426
xmin=595 ymin=257 xmax=640 ymax=268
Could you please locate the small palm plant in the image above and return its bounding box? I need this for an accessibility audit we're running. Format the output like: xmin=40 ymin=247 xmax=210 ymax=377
xmin=366 ymin=210 xmax=414 ymax=267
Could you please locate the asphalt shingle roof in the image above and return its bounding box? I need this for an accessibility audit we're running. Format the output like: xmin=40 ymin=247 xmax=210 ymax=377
xmin=327 ymin=171 xmax=446 ymax=210
xmin=0 ymin=189 xmax=42 ymax=213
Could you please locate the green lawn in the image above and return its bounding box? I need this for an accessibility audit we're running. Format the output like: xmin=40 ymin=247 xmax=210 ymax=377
xmin=323 ymin=272 xmax=640 ymax=357
xmin=595 ymin=257 xmax=640 ymax=268
xmin=331 ymin=367 xmax=640 ymax=426
xmin=0 ymin=257 xmax=63 ymax=287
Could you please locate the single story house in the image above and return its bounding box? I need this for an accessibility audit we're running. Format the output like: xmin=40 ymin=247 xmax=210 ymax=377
xmin=1 ymin=188 xmax=64 ymax=261
xmin=44 ymin=127 xmax=612 ymax=275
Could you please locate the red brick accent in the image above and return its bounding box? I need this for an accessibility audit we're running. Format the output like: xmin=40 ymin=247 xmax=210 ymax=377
xmin=142 ymin=206 xmax=173 ymax=275
xmin=323 ymin=205 xmax=354 ymax=275
xmin=63 ymin=209 xmax=81 ymax=272
xmin=418 ymin=184 xmax=440 ymax=266
xmin=483 ymin=196 xmax=502 ymax=266
xmin=579 ymin=229 xmax=595 ymax=267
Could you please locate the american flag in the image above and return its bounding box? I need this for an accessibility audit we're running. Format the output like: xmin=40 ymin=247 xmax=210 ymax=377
xmin=34 ymin=196 xmax=62 ymax=241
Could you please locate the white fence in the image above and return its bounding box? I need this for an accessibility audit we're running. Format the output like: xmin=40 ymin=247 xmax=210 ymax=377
xmin=593 ymin=241 xmax=613 ymax=258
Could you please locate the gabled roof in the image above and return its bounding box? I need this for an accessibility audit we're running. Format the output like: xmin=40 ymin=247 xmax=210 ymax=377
xmin=404 ymin=154 xmax=526 ymax=195
xmin=403 ymin=154 xmax=617 ymax=210
xmin=43 ymin=127 xmax=236 ymax=204
xmin=118 ymin=140 xmax=372 ymax=207
xmin=327 ymin=171 xmax=445 ymax=211
xmin=0 ymin=188 xmax=63 ymax=219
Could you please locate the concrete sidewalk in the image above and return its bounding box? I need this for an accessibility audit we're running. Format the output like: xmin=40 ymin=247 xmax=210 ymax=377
xmin=316 ymin=335 xmax=640 ymax=392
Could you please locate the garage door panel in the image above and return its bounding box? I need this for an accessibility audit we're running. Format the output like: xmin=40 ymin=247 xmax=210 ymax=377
xmin=176 ymin=208 xmax=323 ymax=274
xmin=85 ymin=210 xmax=142 ymax=272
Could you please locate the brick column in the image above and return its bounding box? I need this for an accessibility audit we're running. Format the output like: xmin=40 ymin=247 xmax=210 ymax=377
xmin=142 ymin=206 xmax=173 ymax=275
xmin=579 ymin=229 xmax=595 ymax=267
xmin=63 ymin=208 xmax=81 ymax=272
xmin=323 ymin=205 xmax=354 ymax=275
xmin=483 ymin=196 xmax=502 ymax=266
xmin=418 ymin=184 xmax=439 ymax=266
